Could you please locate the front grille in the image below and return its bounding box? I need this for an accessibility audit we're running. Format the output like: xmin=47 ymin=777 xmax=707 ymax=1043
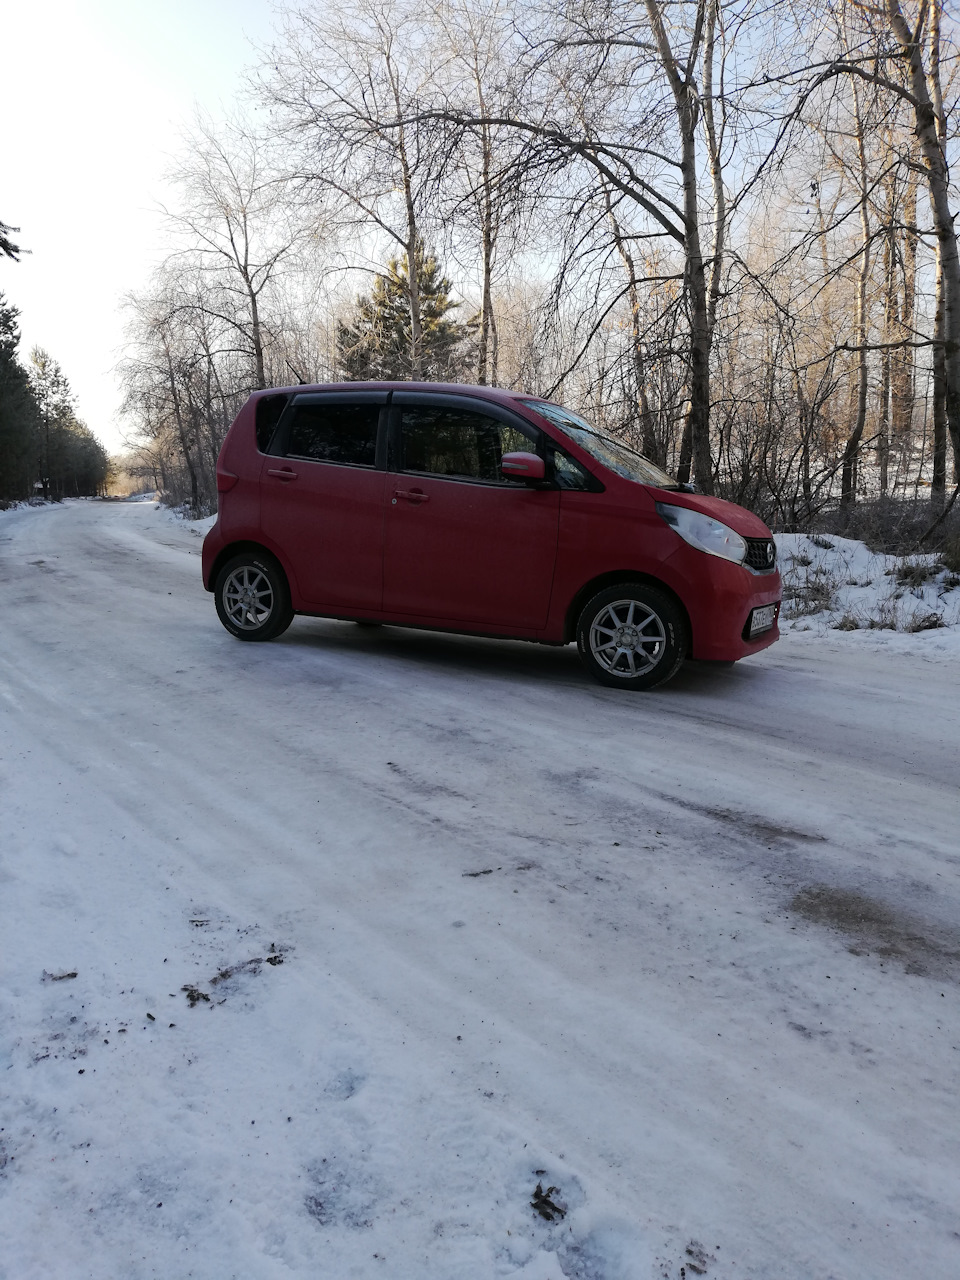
xmin=744 ymin=537 xmax=777 ymax=572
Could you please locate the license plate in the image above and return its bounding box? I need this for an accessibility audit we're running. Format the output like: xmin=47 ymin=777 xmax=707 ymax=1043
xmin=749 ymin=603 xmax=778 ymax=637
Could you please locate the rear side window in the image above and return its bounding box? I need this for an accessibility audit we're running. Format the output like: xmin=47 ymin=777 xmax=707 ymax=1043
xmin=400 ymin=406 xmax=538 ymax=483
xmin=255 ymin=394 xmax=290 ymax=452
xmin=285 ymin=403 xmax=379 ymax=467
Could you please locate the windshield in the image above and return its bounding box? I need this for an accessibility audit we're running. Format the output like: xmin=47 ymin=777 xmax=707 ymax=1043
xmin=521 ymin=399 xmax=678 ymax=489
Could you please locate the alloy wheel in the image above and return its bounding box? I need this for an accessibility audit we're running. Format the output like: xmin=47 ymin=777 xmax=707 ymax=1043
xmin=588 ymin=598 xmax=666 ymax=678
xmin=222 ymin=565 xmax=274 ymax=630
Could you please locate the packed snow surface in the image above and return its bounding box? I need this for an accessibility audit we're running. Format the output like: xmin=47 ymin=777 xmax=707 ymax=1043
xmin=1 ymin=500 xmax=958 ymax=1280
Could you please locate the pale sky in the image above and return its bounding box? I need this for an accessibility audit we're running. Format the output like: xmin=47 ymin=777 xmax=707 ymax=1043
xmin=2 ymin=0 xmax=281 ymax=453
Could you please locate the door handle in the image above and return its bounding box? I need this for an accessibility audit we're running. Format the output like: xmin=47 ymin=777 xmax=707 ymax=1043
xmin=267 ymin=468 xmax=298 ymax=481
xmin=393 ymin=489 xmax=429 ymax=504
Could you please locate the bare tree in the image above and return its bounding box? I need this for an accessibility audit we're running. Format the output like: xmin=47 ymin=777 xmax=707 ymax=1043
xmin=121 ymin=270 xmax=254 ymax=515
xmin=795 ymin=0 xmax=960 ymax=491
xmin=260 ymin=0 xmax=454 ymax=377
xmin=409 ymin=0 xmax=807 ymax=492
xmin=162 ymin=114 xmax=311 ymax=390
xmin=118 ymin=0 xmax=960 ymax=532
xmin=425 ymin=0 xmax=537 ymax=386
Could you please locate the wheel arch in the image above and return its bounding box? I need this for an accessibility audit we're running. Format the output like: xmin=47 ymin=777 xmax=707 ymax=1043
xmin=207 ymin=541 xmax=294 ymax=599
xmin=563 ymin=571 xmax=693 ymax=652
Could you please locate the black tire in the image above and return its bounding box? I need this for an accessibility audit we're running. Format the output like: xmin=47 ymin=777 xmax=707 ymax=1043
xmin=354 ymin=620 xmax=382 ymax=628
xmin=576 ymin=583 xmax=688 ymax=691
xmin=214 ymin=551 xmax=294 ymax=642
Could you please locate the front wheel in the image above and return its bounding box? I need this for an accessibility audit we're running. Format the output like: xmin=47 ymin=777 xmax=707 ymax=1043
xmin=576 ymin=583 xmax=687 ymax=691
xmin=214 ymin=552 xmax=294 ymax=642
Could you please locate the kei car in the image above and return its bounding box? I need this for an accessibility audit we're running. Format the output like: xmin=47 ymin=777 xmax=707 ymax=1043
xmin=201 ymin=383 xmax=781 ymax=690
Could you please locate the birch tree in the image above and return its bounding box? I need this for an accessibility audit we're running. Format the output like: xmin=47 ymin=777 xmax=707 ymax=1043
xmin=260 ymin=0 xmax=447 ymax=378
xmin=162 ymin=115 xmax=310 ymax=390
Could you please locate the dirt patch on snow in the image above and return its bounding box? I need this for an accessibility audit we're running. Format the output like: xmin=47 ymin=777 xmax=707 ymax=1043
xmin=790 ymin=884 xmax=960 ymax=981
xmin=181 ymin=944 xmax=289 ymax=1006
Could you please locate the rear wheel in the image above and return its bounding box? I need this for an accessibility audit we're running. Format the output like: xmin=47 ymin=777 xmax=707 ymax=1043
xmin=576 ymin=583 xmax=687 ymax=690
xmin=214 ymin=552 xmax=294 ymax=642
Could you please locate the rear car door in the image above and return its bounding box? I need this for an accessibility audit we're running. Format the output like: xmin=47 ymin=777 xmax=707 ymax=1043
xmin=260 ymin=391 xmax=388 ymax=611
xmin=382 ymin=393 xmax=560 ymax=629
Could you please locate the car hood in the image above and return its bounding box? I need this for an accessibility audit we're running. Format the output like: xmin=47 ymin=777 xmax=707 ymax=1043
xmin=648 ymin=489 xmax=773 ymax=538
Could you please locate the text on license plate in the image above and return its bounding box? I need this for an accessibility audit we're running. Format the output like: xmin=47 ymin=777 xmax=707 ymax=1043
xmin=749 ymin=604 xmax=778 ymax=637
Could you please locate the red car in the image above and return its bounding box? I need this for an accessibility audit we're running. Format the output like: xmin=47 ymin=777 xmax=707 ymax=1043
xmin=202 ymin=383 xmax=781 ymax=690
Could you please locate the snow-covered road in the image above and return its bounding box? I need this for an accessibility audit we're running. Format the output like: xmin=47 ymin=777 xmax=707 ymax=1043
xmin=1 ymin=499 xmax=958 ymax=1280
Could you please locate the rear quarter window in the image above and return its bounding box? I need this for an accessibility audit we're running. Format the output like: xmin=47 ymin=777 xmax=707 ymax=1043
xmin=255 ymin=395 xmax=290 ymax=452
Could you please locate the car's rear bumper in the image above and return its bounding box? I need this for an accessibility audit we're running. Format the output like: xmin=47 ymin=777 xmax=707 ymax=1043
xmin=201 ymin=522 xmax=225 ymax=591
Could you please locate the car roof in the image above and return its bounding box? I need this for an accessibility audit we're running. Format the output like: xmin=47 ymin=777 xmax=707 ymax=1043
xmin=248 ymin=381 xmax=543 ymax=408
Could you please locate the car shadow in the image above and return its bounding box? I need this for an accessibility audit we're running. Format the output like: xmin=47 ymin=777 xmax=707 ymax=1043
xmin=279 ymin=618 xmax=761 ymax=696
xmin=282 ymin=618 xmax=584 ymax=686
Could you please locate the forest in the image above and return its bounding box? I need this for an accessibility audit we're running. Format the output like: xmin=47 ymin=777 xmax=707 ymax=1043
xmin=116 ymin=0 xmax=959 ymax=546
xmin=0 ymin=291 xmax=109 ymax=504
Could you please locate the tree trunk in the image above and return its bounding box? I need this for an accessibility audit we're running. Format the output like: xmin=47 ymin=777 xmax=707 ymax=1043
xmin=886 ymin=0 xmax=960 ymax=481
xmin=393 ymin=108 xmax=423 ymax=379
xmin=476 ymin=85 xmax=496 ymax=386
xmin=165 ymin=345 xmax=200 ymax=515
xmin=878 ymin=170 xmax=896 ymax=496
xmin=41 ymin=411 xmax=50 ymax=500
xmin=677 ymin=418 xmax=694 ymax=486
xmin=932 ymin=258 xmax=948 ymax=501
xmin=249 ymin=285 xmax=266 ymax=390
xmin=604 ymin=187 xmax=659 ymax=461
xmin=702 ymin=0 xmax=726 ymax=337
xmin=840 ymin=88 xmax=871 ymax=510
xmin=645 ymin=0 xmax=714 ymax=493
xmin=891 ymin=167 xmax=918 ymax=445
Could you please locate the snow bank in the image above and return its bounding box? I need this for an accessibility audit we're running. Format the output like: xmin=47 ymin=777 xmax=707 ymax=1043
xmin=776 ymin=532 xmax=960 ymax=647
xmin=160 ymin=505 xmax=218 ymax=536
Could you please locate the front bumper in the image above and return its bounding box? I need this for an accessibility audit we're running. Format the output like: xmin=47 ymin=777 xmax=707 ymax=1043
xmin=681 ymin=556 xmax=782 ymax=661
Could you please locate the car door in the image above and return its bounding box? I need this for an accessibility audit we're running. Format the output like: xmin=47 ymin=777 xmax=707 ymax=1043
xmin=382 ymin=393 xmax=560 ymax=629
xmin=260 ymin=391 xmax=388 ymax=611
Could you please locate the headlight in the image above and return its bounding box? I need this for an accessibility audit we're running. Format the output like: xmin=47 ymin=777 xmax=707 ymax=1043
xmin=656 ymin=502 xmax=747 ymax=564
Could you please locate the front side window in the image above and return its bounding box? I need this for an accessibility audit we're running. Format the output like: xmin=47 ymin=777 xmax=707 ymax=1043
xmin=285 ymin=403 xmax=379 ymax=467
xmin=522 ymin=398 xmax=677 ymax=489
xmin=400 ymin=406 xmax=538 ymax=483
xmin=549 ymin=445 xmax=594 ymax=491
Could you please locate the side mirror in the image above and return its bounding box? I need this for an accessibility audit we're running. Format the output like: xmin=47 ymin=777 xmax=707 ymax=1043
xmin=501 ymin=451 xmax=545 ymax=482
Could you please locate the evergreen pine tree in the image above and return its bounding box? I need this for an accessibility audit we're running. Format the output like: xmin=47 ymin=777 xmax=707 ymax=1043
xmin=337 ymin=244 xmax=473 ymax=381
xmin=0 ymin=219 xmax=23 ymax=261
xmin=0 ymin=294 xmax=41 ymax=501
xmin=29 ymin=349 xmax=108 ymax=499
